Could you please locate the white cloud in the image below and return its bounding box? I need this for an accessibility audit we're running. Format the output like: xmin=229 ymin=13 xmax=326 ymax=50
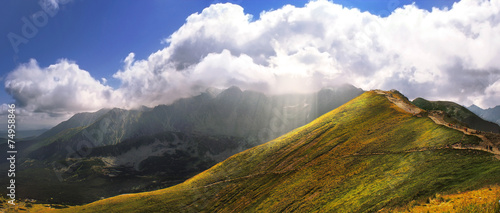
xmin=121 ymin=0 xmax=500 ymax=108
xmin=191 ymin=50 xmax=274 ymax=92
xmin=5 ymin=0 xmax=500 ymax=129
xmin=5 ymin=59 xmax=114 ymax=114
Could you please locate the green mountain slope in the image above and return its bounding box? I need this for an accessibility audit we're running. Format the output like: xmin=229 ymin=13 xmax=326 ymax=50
xmin=30 ymin=85 xmax=363 ymax=160
xmin=36 ymin=108 xmax=111 ymax=140
xmin=413 ymin=98 xmax=500 ymax=133
xmin=12 ymin=85 xmax=363 ymax=205
xmin=52 ymin=91 xmax=500 ymax=213
xmin=22 ymin=108 xmax=113 ymax=157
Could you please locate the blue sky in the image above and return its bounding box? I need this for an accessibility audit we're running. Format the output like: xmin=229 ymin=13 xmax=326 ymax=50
xmin=1 ymin=0 xmax=459 ymax=103
xmin=4 ymin=0 xmax=500 ymax=130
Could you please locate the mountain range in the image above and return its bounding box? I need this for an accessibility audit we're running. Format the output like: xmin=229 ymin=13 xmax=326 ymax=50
xmin=468 ymin=104 xmax=500 ymax=127
xmin=34 ymin=90 xmax=500 ymax=212
xmin=4 ymin=84 xmax=365 ymax=204
xmin=3 ymin=86 xmax=500 ymax=212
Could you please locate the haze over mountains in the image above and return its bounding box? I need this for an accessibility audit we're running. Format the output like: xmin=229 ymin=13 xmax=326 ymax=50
xmin=5 ymin=84 xmax=364 ymax=204
xmin=2 ymin=0 xmax=500 ymax=212
xmin=45 ymin=90 xmax=500 ymax=213
xmin=468 ymin=104 xmax=500 ymax=127
xmin=1 ymin=86 xmax=499 ymax=212
xmin=3 ymin=0 xmax=500 ymax=132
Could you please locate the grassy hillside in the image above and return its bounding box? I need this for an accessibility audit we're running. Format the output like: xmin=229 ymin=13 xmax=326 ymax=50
xmin=29 ymin=90 xmax=500 ymax=212
xmin=413 ymin=98 xmax=500 ymax=133
xmin=385 ymin=185 xmax=500 ymax=212
xmin=29 ymin=86 xmax=363 ymax=161
xmin=8 ymin=86 xmax=363 ymax=205
xmin=9 ymin=186 xmax=499 ymax=213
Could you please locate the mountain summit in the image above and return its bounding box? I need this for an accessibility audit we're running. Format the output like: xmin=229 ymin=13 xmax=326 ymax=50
xmin=12 ymin=85 xmax=364 ymax=204
xmin=468 ymin=104 xmax=500 ymax=127
xmin=54 ymin=90 xmax=500 ymax=212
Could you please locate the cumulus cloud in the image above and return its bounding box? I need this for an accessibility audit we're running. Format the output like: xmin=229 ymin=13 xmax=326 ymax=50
xmin=5 ymin=0 xmax=500 ymax=129
xmin=5 ymin=59 xmax=114 ymax=114
xmin=112 ymin=0 xmax=500 ymax=108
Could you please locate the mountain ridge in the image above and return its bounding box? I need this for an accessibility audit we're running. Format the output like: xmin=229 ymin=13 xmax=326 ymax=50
xmin=36 ymin=108 xmax=111 ymax=140
xmin=44 ymin=90 xmax=500 ymax=212
xmin=30 ymin=85 xmax=365 ymax=155
xmin=12 ymin=85 xmax=365 ymax=204
xmin=468 ymin=104 xmax=500 ymax=126
xmin=413 ymin=97 xmax=500 ymax=133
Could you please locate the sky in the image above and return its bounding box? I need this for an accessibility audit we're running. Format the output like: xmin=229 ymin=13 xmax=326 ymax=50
xmin=2 ymin=0 xmax=500 ymax=130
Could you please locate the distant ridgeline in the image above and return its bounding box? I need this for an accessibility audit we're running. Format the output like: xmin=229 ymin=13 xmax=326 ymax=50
xmin=413 ymin=98 xmax=500 ymax=134
xmin=2 ymin=84 xmax=364 ymax=205
xmin=468 ymin=104 xmax=500 ymax=127
xmin=38 ymin=90 xmax=500 ymax=213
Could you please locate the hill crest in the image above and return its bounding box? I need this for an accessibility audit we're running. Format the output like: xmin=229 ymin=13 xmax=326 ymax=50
xmin=46 ymin=90 xmax=500 ymax=213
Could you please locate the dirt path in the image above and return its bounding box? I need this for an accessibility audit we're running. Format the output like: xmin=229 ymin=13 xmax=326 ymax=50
xmin=374 ymin=90 xmax=423 ymax=114
xmin=181 ymin=91 xmax=500 ymax=192
xmin=375 ymin=90 xmax=500 ymax=159
xmin=186 ymin=142 xmax=498 ymax=192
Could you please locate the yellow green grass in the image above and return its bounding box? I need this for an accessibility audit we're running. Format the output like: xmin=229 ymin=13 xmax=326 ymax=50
xmin=26 ymin=91 xmax=499 ymax=212
xmin=385 ymin=185 xmax=500 ymax=213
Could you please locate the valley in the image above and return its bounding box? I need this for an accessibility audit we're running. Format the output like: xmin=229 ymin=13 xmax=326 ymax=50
xmin=0 ymin=85 xmax=364 ymax=205
xmin=3 ymin=0 xmax=500 ymax=212
xmin=4 ymin=89 xmax=497 ymax=212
